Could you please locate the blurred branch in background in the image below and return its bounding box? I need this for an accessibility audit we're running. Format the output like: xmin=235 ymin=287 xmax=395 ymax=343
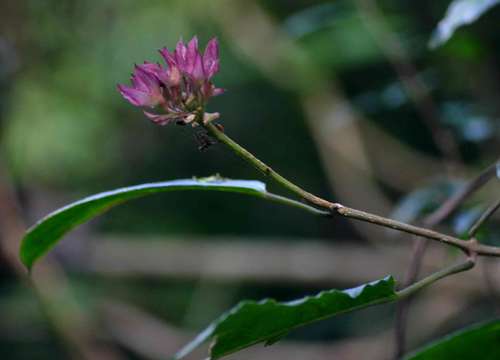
xmin=355 ymin=0 xmax=461 ymax=164
xmin=82 ymin=236 xmax=414 ymax=284
xmin=348 ymin=15 xmax=489 ymax=342
xmin=0 ymin=33 xmax=121 ymax=359
xmin=3 ymin=231 xmax=493 ymax=360
xmin=395 ymin=157 xmax=499 ymax=357
xmin=0 ymin=161 xmax=123 ymax=360
xmin=1 ymin=0 xmax=500 ymax=359
xmin=101 ymin=301 xmax=192 ymax=360
xmin=80 ymin=236 xmax=494 ymax=297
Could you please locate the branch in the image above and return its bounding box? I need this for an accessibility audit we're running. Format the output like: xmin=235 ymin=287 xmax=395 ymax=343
xmin=204 ymin=122 xmax=500 ymax=257
xmin=395 ymin=159 xmax=498 ymax=358
xmin=0 ymin=162 xmax=121 ymax=360
xmin=400 ymin=159 xmax=499 ymax=288
xmin=355 ymin=0 xmax=460 ymax=162
xmin=396 ymin=258 xmax=475 ymax=299
xmin=468 ymin=199 xmax=500 ymax=238
xmin=424 ymin=159 xmax=499 ymax=226
xmin=264 ymin=192 xmax=331 ymax=217
xmin=204 ymin=122 xmax=334 ymax=210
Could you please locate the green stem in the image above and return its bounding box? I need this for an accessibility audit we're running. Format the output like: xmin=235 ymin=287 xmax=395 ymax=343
xmin=468 ymin=198 xmax=500 ymax=238
xmin=204 ymin=123 xmax=334 ymax=209
xmin=396 ymin=258 xmax=475 ymax=299
xmin=205 ymin=119 xmax=485 ymax=321
xmin=264 ymin=192 xmax=331 ymax=217
xmin=204 ymin=121 xmax=500 ymax=258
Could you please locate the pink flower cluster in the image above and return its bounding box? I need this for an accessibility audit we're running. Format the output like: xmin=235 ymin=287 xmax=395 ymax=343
xmin=118 ymin=36 xmax=224 ymax=126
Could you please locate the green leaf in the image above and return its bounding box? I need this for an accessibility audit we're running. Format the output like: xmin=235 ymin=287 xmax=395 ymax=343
xmin=404 ymin=319 xmax=500 ymax=359
xmin=430 ymin=0 xmax=500 ymax=48
xmin=20 ymin=177 xmax=268 ymax=270
xmin=175 ymin=276 xmax=397 ymax=360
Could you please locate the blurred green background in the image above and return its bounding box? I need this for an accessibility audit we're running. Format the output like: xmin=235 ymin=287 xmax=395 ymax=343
xmin=1 ymin=0 xmax=500 ymax=359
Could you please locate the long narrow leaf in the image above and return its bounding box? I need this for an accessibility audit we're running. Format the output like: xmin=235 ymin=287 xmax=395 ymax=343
xmin=20 ymin=177 xmax=268 ymax=270
xmin=175 ymin=276 xmax=397 ymax=360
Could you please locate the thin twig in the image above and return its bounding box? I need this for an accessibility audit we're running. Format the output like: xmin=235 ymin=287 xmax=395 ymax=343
xmin=264 ymin=192 xmax=331 ymax=217
xmin=393 ymin=237 xmax=429 ymax=359
xmin=394 ymin=158 xmax=499 ymax=357
xmin=396 ymin=258 xmax=475 ymax=299
xmin=394 ymin=240 xmax=478 ymax=357
xmin=402 ymin=159 xmax=498 ymax=288
xmin=205 ymin=117 xmax=497 ymax=357
xmin=468 ymin=199 xmax=500 ymax=238
xmin=425 ymin=160 xmax=499 ymax=226
xmin=204 ymin=122 xmax=334 ymax=209
xmin=204 ymin=122 xmax=500 ymax=257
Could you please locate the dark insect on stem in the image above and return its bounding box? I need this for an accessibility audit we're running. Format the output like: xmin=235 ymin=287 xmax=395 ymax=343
xmin=194 ymin=130 xmax=217 ymax=151
xmin=214 ymin=123 xmax=224 ymax=132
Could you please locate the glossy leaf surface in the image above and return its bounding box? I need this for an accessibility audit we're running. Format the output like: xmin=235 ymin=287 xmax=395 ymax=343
xmin=175 ymin=276 xmax=397 ymax=359
xmin=20 ymin=177 xmax=267 ymax=269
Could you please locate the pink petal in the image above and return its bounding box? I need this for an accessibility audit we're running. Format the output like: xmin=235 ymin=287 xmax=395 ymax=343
xmin=185 ymin=36 xmax=200 ymax=75
xmin=175 ymin=39 xmax=188 ymax=70
xmin=187 ymin=36 xmax=199 ymax=60
xmin=143 ymin=111 xmax=175 ymax=126
xmin=134 ymin=65 xmax=158 ymax=88
xmin=139 ymin=61 xmax=172 ymax=85
xmin=131 ymin=67 xmax=160 ymax=95
xmin=190 ymin=52 xmax=205 ymax=81
xmin=212 ymin=87 xmax=225 ymax=96
xmin=203 ymin=38 xmax=219 ymax=78
xmin=167 ymin=66 xmax=182 ymax=87
xmin=117 ymin=84 xmax=150 ymax=107
xmin=201 ymin=83 xmax=225 ymax=99
xmin=159 ymin=47 xmax=176 ymax=68
xmin=130 ymin=73 xmax=146 ymax=92
xmin=138 ymin=61 xmax=162 ymax=76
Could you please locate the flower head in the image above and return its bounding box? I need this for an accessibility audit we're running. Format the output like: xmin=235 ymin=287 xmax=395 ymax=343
xmin=118 ymin=36 xmax=224 ymax=126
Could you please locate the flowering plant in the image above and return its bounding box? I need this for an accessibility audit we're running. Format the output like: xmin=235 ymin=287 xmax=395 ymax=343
xmin=19 ymin=34 xmax=500 ymax=360
xmin=118 ymin=36 xmax=223 ymax=126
